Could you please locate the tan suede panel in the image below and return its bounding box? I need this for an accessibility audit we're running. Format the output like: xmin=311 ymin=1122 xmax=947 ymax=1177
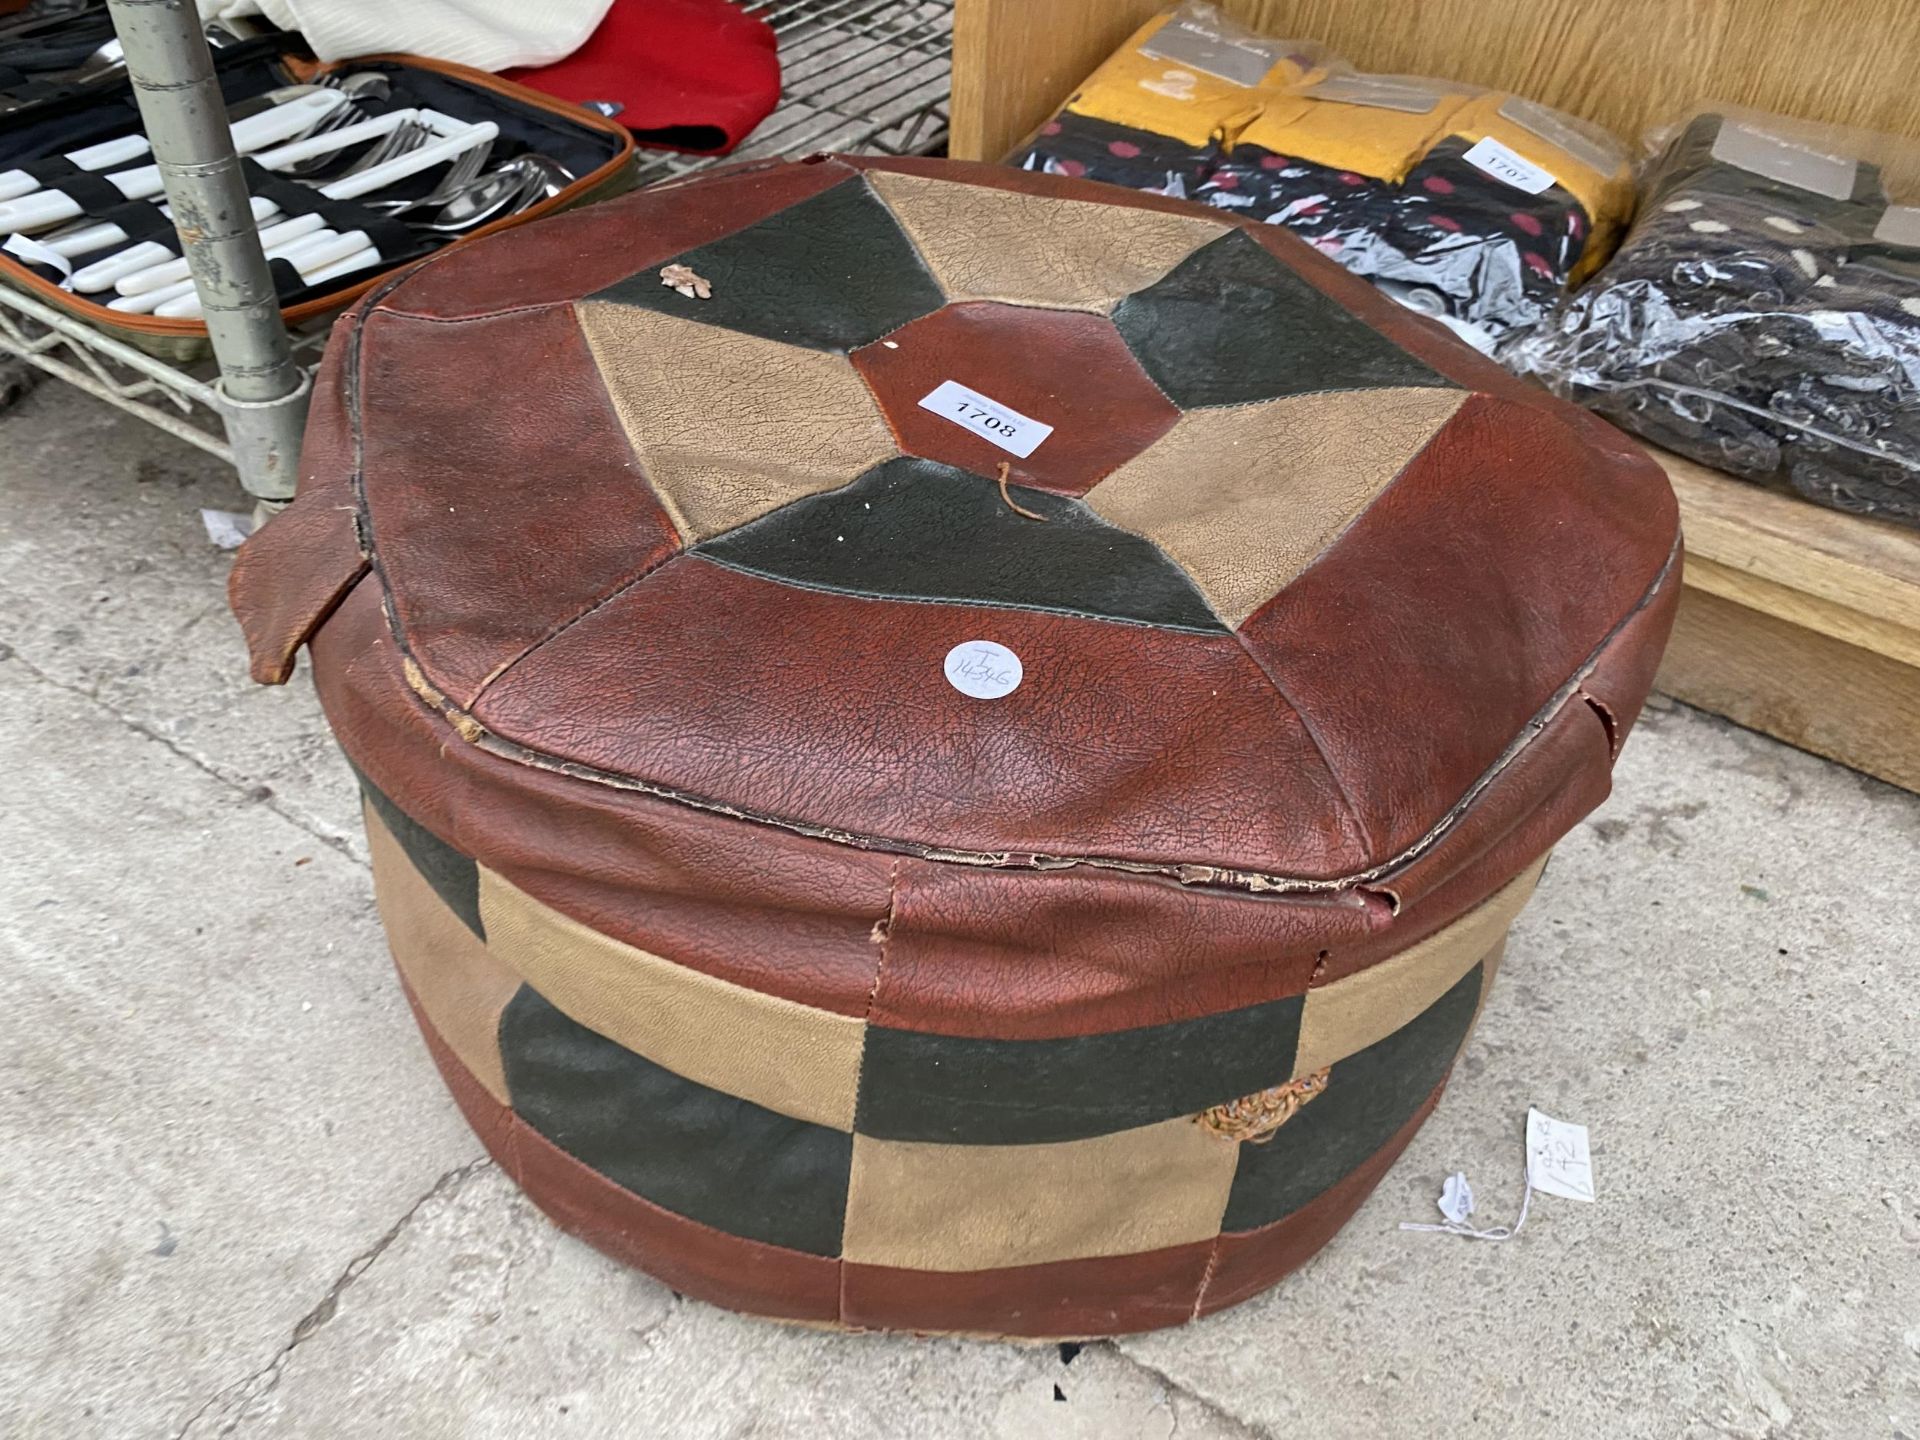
xmin=1084 ymin=387 xmax=1468 ymax=627
xmin=842 ymin=1117 xmax=1238 ymax=1270
xmin=476 ymin=869 xmax=866 ymax=1130
xmin=866 ymin=169 xmax=1229 ymax=312
xmin=575 ymin=303 xmax=898 ymax=542
xmin=1292 ymin=855 xmax=1547 ymax=1078
xmin=365 ymin=802 xmax=517 ymax=1104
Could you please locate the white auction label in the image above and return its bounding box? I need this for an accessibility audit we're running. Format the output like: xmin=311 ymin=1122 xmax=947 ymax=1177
xmin=919 ymin=380 xmax=1053 ymax=459
xmin=1525 ymin=1107 xmax=1596 ymax=1203
xmin=1462 ymin=136 xmax=1558 ymax=195
xmin=944 ymin=640 xmax=1023 ymax=700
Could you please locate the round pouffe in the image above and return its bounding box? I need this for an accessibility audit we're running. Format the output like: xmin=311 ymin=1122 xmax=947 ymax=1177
xmin=230 ymin=155 xmax=1680 ymax=1338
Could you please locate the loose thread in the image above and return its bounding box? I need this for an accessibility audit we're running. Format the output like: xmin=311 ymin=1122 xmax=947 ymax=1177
xmin=1400 ymin=1174 xmax=1535 ymax=1243
xmin=997 ymin=462 xmax=1047 ymax=522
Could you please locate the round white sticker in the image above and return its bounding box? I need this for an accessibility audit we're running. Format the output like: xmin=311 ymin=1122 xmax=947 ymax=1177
xmin=944 ymin=640 xmax=1023 ymax=700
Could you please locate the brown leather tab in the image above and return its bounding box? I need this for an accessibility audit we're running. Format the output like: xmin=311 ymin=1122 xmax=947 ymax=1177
xmin=227 ymin=489 xmax=368 ymax=685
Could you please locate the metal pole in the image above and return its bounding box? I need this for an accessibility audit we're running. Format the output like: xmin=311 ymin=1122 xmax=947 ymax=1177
xmin=104 ymin=0 xmax=310 ymax=503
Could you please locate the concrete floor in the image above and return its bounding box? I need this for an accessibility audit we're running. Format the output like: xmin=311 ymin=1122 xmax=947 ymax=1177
xmin=1 ymin=376 xmax=1916 ymax=1440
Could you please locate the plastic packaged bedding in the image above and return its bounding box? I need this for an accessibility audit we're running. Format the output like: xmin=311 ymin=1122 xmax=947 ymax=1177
xmin=1514 ymin=109 xmax=1920 ymax=527
xmin=1010 ymin=3 xmax=1634 ymax=351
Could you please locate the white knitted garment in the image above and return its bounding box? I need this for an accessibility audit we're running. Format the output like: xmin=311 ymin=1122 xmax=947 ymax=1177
xmin=198 ymin=0 xmax=614 ymax=70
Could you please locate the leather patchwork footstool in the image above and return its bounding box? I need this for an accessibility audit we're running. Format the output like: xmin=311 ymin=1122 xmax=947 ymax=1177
xmin=230 ymin=155 xmax=1680 ymax=1338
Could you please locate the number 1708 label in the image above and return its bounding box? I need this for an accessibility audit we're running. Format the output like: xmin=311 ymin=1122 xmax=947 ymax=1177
xmin=918 ymin=379 xmax=1054 ymax=459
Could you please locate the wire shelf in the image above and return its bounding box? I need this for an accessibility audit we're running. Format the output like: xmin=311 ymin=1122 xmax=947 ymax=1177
xmin=632 ymin=0 xmax=952 ymax=185
xmin=0 ymin=1 xmax=954 ymax=479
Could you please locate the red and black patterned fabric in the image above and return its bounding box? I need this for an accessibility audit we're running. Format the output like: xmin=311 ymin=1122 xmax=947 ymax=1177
xmin=230 ymin=156 xmax=1680 ymax=1337
xmin=1009 ymin=8 xmax=1634 ymax=352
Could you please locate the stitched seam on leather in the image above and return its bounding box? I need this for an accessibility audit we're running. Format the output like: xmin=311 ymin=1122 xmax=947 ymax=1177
xmin=1208 ymin=391 xmax=1471 ymax=862
xmin=370 ymin=299 xmax=571 ymax=326
xmin=694 ymin=553 xmax=1229 ymax=635
xmin=1190 ymin=1235 xmax=1223 ymax=1321
xmin=467 ymin=554 xmax=678 ymax=704
xmin=342 ymin=216 xmax=1681 ymax=896
xmin=461 ymin=309 xmax=691 ymax=706
xmin=474 ymin=553 xmax=692 ymax=707
xmin=1228 ymin=628 xmax=1379 ymax=864
xmin=343 ymin=271 xmax=426 ymax=672
xmin=381 ymin=537 xmax=1678 ymax=897
xmin=841 ymin=859 xmax=899 ymax=1326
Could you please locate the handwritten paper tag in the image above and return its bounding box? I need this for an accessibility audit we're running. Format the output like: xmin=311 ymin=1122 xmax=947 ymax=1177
xmin=1462 ymin=136 xmax=1558 ymax=195
xmin=919 ymin=380 xmax=1053 ymax=459
xmin=945 ymin=640 xmax=1023 ymax=700
xmin=1525 ymin=1108 xmax=1595 ymax=1203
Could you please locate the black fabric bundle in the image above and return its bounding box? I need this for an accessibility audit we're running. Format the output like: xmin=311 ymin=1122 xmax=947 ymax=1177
xmin=1517 ymin=113 xmax=1920 ymax=527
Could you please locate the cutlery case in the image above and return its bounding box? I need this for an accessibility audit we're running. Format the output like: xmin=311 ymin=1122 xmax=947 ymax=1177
xmin=0 ymin=35 xmax=635 ymax=359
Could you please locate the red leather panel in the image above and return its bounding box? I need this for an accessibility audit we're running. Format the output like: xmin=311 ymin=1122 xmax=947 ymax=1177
xmin=849 ymin=301 xmax=1179 ymax=496
xmin=468 ymin=556 xmax=1371 ymax=877
xmin=312 ymin=580 xmax=895 ymax=1016
xmin=1240 ymin=392 xmax=1678 ymax=862
xmin=873 ymin=859 xmax=1369 ymax=1039
xmin=355 ymin=305 xmax=682 ymax=708
xmin=840 ymin=1241 xmax=1216 ymax=1338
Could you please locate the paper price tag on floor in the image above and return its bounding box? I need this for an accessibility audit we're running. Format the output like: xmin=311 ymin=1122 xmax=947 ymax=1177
xmin=1462 ymin=136 xmax=1558 ymax=195
xmin=1525 ymin=1108 xmax=1595 ymax=1202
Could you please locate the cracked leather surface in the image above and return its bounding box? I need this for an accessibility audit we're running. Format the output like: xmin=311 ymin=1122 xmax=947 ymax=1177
xmin=1114 ymin=227 xmax=1451 ymax=407
xmin=1237 ymin=390 xmax=1680 ymax=862
xmin=849 ymin=300 xmax=1180 ymax=496
xmin=1084 ymin=385 xmax=1467 ymax=626
xmin=353 ymin=305 xmax=681 ymax=707
xmin=235 ymin=156 xmax=1679 ymax=887
xmin=698 ymin=457 xmax=1223 ymax=632
xmin=469 ymin=555 xmax=1374 ymax=876
xmin=576 ymin=302 xmax=898 ymax=542
xmin=245 ymin=152 xmax=1680 ymax=1000
xmin=866 ymin=167 xmax=1230 ymax=312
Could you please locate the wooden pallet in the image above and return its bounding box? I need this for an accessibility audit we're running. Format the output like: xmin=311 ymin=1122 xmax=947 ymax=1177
xmin=1651 ymin=451 xmax=1920 ymax=792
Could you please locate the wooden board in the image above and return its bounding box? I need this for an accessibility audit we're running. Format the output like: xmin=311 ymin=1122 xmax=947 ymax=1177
xmin=951 ymin=0 xmax=1920 ymax=183
xmin=1650 ymin=452 xmax=1920 ymax=791
xmin=1655 ymin=588 xmax=1920 ymax=793
xmin=951 ymin=0 xmax=1164 ymax=164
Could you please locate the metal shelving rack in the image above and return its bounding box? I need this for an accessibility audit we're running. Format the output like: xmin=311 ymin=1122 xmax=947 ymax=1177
xmin=0 ymin=0 xmax=953 ymax=500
